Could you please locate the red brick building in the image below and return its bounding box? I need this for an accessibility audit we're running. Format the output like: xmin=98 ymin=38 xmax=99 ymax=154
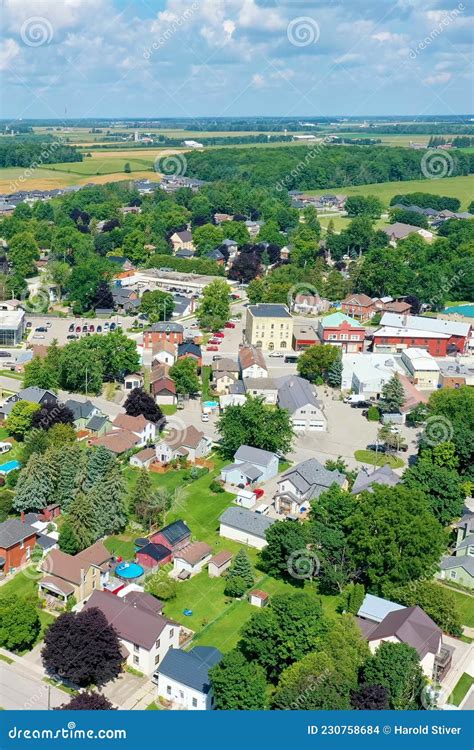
xmin=373 ymin=313 xmax=471 ymax=357
xmin=0 ymin=518 xmax=37 ymax=574
xmin=143 ymin=322 xmax=184 ymax=350
xmin=317 ymin=313 xmax=365 ymax=353
xmin=149 ymin=520 xmax=191 ymax=554
xmin=341 ymin=294 xmax=376 ymax=321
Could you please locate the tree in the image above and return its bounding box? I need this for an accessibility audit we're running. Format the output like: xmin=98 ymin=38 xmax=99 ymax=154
xmin=124 ymin=162 xmax=131 ymax=173
xmin=259 ymin=520 xmax=309 ymax=580
xmin=58 ymin=343 xmax=103 ymax=394
xmin=272 ymin=652 xmax=350 ymax=710
xmin=362 ymin=642 xmax=425 ymax=710
xmin=224 ymin=548 xmax=253 ymax=596
xmin=239 ymin=592 xmax=327 ymax=681
xmin=79 ymin=331 xmax=140 ymax=382
xmin=8 ymin=232 xmax=39 ymax=277
xmin=42 ymin=608 xmax=124 ymax=687
xmin=169 ymin=358 xmax=200 ymax=396
xmin=209 ymin=650 xmax=267 ymax=710
xmin=85 ymin=446 xmax=116 ymax=491
xmin=387 ymin=581 xmax=463 ymax=637
xmin=66 ymin=492 xmax=100 ymax=551
xmin=403 ymin=453 xmax=465 ymax=524
xmin=57 ymin=692 xmax=115 ymax=710
xmin=351 ymin=684 xmax=389 ymax=710
xmin=196 ymin=278 xmax=230 ymax=331
xmin=217 ymin=396 xmax=294 ymax=457
xmin=346 ymin=485 xmax=446 ymax=593
xmin=23 ymin=357 xmax=58 ymax=391
xmin=144 ymin=569 xmax=178 ymax=601
xmin=57 ymin=445 xmax=86 ymax=510
xmin=192 ymin=223 xmax=224 ymax=256
xmin=345 ymin=195 xmax=383 ymax=218
xmin=89 ymin=464 xmax=127 ymax=536
xmin=5 ymin=401 xmax=41 ymax=440
xmin=91 ymin=280 xmax=114 ymax=310
xmin=378 ymin=373 xmax=404 ymax=414
xmin=0 ymin=595 xmax=41 ymax=651
xmin=377 ymin=423 xmax=407 ymax=453
xmin=13 ymin=452 xmax=56 ymax=512
xmin=297 ymin=345 xmax=341 ymax=383
xmin=58 ymin=520 xmax=80 ymax=555
xmin=427 ymin=387 xmax=473 ymax=475
xmin=31 ymin=402 xmax=74 ymax=431
xmin=66 ymin=257 xmax=111 ymax=314
xmin=344 ymin=583 xmax=365 ymax=615
xmin=132 ymin=468 xmax=159 ymax=524
xmin=124 ymin=387 xmax=163 ymax=424
xmin=320 ymin=614 xmax=370 ymax=688
xmin=140 ymin=290 xmax=174 ymax=323
xmin=327 ymin=357 xmax=343 ymax=388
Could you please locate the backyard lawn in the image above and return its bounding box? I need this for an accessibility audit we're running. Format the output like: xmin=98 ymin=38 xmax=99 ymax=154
xmin=354 ymin=449 xmax=404 ymax=469
xmin=450 ymin=673 xmax=474 ymax=706
xmin=437 ymin=583 xmax=474 ymax=628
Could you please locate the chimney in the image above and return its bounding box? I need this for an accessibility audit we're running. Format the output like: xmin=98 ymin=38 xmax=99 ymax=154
xmin=20 ymin=510 xmax=25 ymax=524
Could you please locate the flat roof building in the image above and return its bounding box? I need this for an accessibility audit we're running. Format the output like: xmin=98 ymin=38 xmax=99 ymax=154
xmin=245 ymin=304 xmax=293 ymax=352
xmin=0 ymin=309 xmax=25 ymax=347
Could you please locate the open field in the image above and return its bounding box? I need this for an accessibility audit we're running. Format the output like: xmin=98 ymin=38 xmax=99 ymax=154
xmin=307 ymin=174 xmax=473 ymax=209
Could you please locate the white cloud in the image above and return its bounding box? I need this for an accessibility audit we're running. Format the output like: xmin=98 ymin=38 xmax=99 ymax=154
xmin=423 ymin=71 xmax=453 ymax=84
xmin=0 ymin=39 xmax=20 ymax=70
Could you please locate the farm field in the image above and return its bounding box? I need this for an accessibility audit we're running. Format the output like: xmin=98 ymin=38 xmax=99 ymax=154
xmin=306 ymin=174 xmax=473 ymax=209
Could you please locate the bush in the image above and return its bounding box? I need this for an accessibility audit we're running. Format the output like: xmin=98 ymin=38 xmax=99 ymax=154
xmin=367 ymin=405 xmax=380 ymax=421
xmin=0 ymin=476 xmax=5 ymax=487
xmin=210 ymin=480 xmax=224 ymax=493
xmin=6 ymin=469 xmax=20 ymax=488
xmin=224 ymin=575 xmax=248 ymax=598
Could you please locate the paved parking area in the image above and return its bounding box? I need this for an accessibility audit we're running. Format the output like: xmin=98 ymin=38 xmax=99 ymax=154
xmin=101 ymin=671 xmax=149 ymax=708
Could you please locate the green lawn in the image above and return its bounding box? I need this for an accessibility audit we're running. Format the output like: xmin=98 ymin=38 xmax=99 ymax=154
xmin=201 ymin=365 xmax=213 ymax=402
xmin=104 ymin=535 xmax=137 ymax=560
xmin=354 ymin=449 xmax=404 ymax=469
xmin=437 ymin=583 xmax=474 ymax=627
xmin=0 ymin=567 xmax=55 ymax=650
xmin=160 ymin=404 xmax=177 ymax=416
xmin=450 ymin=673 xmax=474 ymax=706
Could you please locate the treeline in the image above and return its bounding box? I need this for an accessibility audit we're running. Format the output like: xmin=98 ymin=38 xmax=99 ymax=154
xmin=0 ymin=140 xmax=82 ymax=168
xmin=428 ymin=136 xmax=474 ymax=148
xmin=185 ymin=145 xmax=473 ymax=189
xmin=390 ymin=192 xmax=461 ymax=211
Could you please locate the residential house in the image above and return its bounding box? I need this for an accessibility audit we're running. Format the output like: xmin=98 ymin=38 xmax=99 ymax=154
xmin=65 ymin=399 xmax=100 ymax=429
xmin=219 ymin=238 xmax=238 ymax=259
xmin=151 ymin=377 xmax=177 ymax=406
xmin=211 ymin=358 xmax=239 ymax=378
xmin=214 ymin=213 xmax=234 ymax=224
xmin=206 ymin=248 xmax=225 ymax=264
xmin=177 ymin=342 xmax=202 ymax=371
xmin=208 ymin=551 xmax=232 ymax=578
xmin=292 ymin=325 xmax=319 ymax=351
xmin=113 ymin=414 xmax=156 ymax=446
xmin=277 ymin=375 xmax=327 ymax=431
xmin=86 ymin=414 xmax=113 ymax=437
xmin=89 ymin=429 xmax=141 ymax=455
xmin=292 ymin=294 xmax=330 ymax=316
xmin=144 ymin=322 xmax=184 ymax=350
xmin=175 ymin=248 xmax=196 ymax=260
xmin=245 ymin=303 xmax=293 ymax=351
xmin=150 ymin=520 xmax=191 ymax=553
xmin=351 ymin=464 xmax=401 ymax=495
xmin=243 ymin=377 xmax=278 ymax=405
xmin=221 ymin=445 xmax=279 ymax=487
xmin=39 ymin=541 xmax=113 ymax=605
xmin=219 ymin=506 xmax=276 ymax=549
xmin=83 ymin=589 xmax=179 ymax=676
xmin=213 ymin=370 xmax=238 ymax=395
xmin=0 ymin=386 xmax=58 ymax=420
xmin=124 ymin=373 xmax=144 ymax=392
xmin=437 ymin=513 xmax=474 ymax=590
xmin=153 ymin=341 xmax=177 ymax=367
xmin=155 ymin=425 xmax=212 ymax=464
xmin=172 ymin=542 xmax=213 ymax=580
xmin=244 ymin=220 xmax=263 ymax=237
xmin=107 ymin=256 xmax=135 ymax=272
xmin=170 ymin=230 xmax=194 ymax=253
xmin=341 ymin=294 xmax=376 ymax=321
xmin=238 ymin=346 xmax=268 ymax=379
xmin=401 ymin=348 xmax=440 ymax=390
xmin=357 ymin=595 xmax=452 ymax=681
xmin=378 ymin=299 xmax=412 ymax=315
xmin=129 ymin=447 xmax=157 ymax=469
xmin=111 ymin=287 xmax=140 ymax=314
xmin=373 ymin=312 xmax=471 ymax=356
xmin=155 ymin=646 xmax=223 ymax=710
xmin=274 ymin=458 xmax=346 ymax=515
xmin=317 ymin=312 xmax=365 ymax=353
xmin=381 ymin=223 xmax=433 ymax=245
xmin=0 ymin=518 xmax=37 ymax=575
xmin=136 ymin=542 xmax=173 ymax=570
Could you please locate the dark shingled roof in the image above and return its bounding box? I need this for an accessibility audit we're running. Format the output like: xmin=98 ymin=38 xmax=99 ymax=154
xmin=159 ymin=520 xmax=191 ymax=546
xmin=0 ymin=519 xmax=37 ymax=548
xmin=137 ymin=542 xmax=171 ymax=563
xmin=366 ymin=605 xmax=442 ymax=659
xmin=157 ymin=646 xmax=222 ymax=693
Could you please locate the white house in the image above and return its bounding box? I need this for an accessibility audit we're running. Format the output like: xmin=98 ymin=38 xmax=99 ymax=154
xmin=219 ymin=506 xmax=276 ymax=549
xmin=238 ymin=346 xmax=268 ymax=379
xmin=235 ymin=489 xmax=257 ymax=509
xmin=220 ymin=445 xmax=279 ymax=487
xmin=153 ymin=342 xmax=177 ymax=367
xmin=123 ymin=373 xmax=144 ymax=392
xmin=208 ymin=551 xmax=232 ymax=578
xmin=274 ymin=458 xmax=347 ymax=515
xmin=172 ymin=542 xmax=212 ymax=579
xmin=155 ymin=425 xmax=212 ymax=464
xmin=155 ymin=646 xmax=222 ymax=710
xmin=113 ymin=414 xmax=156 ymax=446
xmin=277 ymin=375 xmax=327 ymax=431
xmin=243 ymin=377 xmax=278 ymax=405
xmin=83 ymin=590 xmax=179 ymax=676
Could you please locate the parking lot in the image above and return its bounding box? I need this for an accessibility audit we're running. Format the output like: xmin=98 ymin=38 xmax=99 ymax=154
xmin=25 ymin=313 xmax=138 ymax=346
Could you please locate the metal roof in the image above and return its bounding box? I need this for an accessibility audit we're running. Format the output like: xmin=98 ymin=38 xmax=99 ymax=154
xmin=157 ymin=647 xmax=222 ymax=693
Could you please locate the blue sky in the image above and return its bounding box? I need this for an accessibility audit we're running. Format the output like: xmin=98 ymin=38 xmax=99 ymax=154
xmin=0 ymin=0 xmax=472 ymax=120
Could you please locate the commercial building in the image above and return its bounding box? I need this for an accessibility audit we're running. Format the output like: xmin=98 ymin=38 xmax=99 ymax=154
xmin=400 ymin=348 xmax=440 ymax=390
xmin=373 ymin=313 xmax=471 ymax=356
xmin=244 ymin=304 xmax=293 ymax=351
xmin=317 ymin=312 xmax=365 ymax=353
xmin=0 ymin=309 xmax=25 ymax=346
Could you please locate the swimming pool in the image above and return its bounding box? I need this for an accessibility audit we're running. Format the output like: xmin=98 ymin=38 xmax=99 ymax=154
xmin=444 ymin=305 xmax=474 ymax=318
xmin=203 ymin=400 xmax=219 ymax=408
xmin=115 ymin=561 xmax=144 ymax=580
xmin=0 ymin=460 xmax=20 ymax=474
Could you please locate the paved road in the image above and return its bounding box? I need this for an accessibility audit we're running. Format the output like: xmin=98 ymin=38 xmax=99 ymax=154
xmin=0 ymin=658 xmax=65 ymax=710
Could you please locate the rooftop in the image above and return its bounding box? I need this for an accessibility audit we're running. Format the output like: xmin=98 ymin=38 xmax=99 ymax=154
xmin=157 ymin=646 xmax=222 ymax=693
xmin=219 ymin=506 xmax=276 ymax=539
xmin=248 ymin=303 xmax=292 ymax=319
xmin=319 ymin=312 xmax=363 ymax=329
xmin=234 ymin=444 xmax=277 ymax=467
xmin=175 ymin=542 xmax=212 ymax=565
xmin=0 ymin=518 xmax=37 ymax=548
xmin=380 ymin=312 xmax=471 ymax=338
xmin=277 ymin=375 xmax=321 ymax=414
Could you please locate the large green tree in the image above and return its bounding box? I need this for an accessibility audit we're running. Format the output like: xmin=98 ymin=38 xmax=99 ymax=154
xmin=169 ymin=358 xmax=200 ymax=396
xmin=297 ymin=345 xmax=341 ymax=384
xmin=0 ymin=595 xmax=41 ymax=651
xmin=5 ymin=401 xmax=41 ymax=441
xmin=140 ymin=290 xmax=174 ymax=323
xmin=362 ymin=642 xmax=425 ymax=710
xmin=209 ymin=650 xmax=267 ymax=710
xmin=386 ymin=581 xmax=463 ymax=638
xmin=259 ymin=520 xmax=309 ymax=580
xmin=196 ymin=279 xmax=230 ymax=331
xmin=378 ymin=374 xmax=405 ymax=414
xmin=217 ymin=396 xmax=294 ymax=457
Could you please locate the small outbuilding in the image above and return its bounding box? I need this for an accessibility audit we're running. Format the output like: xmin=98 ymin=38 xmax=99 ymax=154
xmin=249 ymin=589 xmax=269 ymax=608
xmin=208 ymin=550 xmax=232 ymax=578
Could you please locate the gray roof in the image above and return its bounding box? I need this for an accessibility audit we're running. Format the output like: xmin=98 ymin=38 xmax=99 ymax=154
xmin=277 ymin=375 xmax=320 ymax=414
xmin=86 ymin=415 xmax=109 ymax=432
xmin=455 ymin=533 xmax=474 ymax=552
xmin=223 ymin=461 xmax=263 ymax=481
xmin=234 ymin=444 xmax=277 ymax=467
xmin=440 ymin=555 xmax=474 ymax=577
xmin=280 ymin=458 xmax=345 ymax=499
xmin=229 ymin=380 xmax=245 ymax=395
xmin=351 ymin=465 xmax=401 ymax=495
xmin=365 ymin=606 xmax=441 ymax=659
xmin=157 ymin=646 xmax=222 ymax=693
xmin=219 ymin=506 xmax=276 ymax=539
xmin=358 ymin=593 xmax=405 ymax=623
xmin=0 ymin=519 xmax=37 ymax=548
xmin=18 ymin=387 xmax=58 ymax=404
xmin=66 ymin=399 xmax=97 ymax=421
xmin=380 ymin=312 xmax=470 ymax=338
xmin=243 ymin=377 xmax=277 ymax=391
xmin=148 ymin=322 xmax=184 ymax=333
xmin=212 ymin=358 xmax=239 ymax=373
xmin=248 ymin=303 xmax=292 ymax=318
xmin=36 ymin=534 xmax=57 ymax=550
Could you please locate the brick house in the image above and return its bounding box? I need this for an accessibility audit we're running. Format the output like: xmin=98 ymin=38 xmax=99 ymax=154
xmin=317 ymin=312 xmax=365 ymax=353
xmin=144 ymin=323 xmax=184 ymax=350
xmin=0 ymin=518 xmax=37 ymax=575
xmin=177 ymin=342 xmax=202 ymax=371
xmin=341 ymin=294 xmax=376 ymax=321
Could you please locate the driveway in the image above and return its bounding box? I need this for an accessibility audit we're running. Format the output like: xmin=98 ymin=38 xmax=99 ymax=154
xmin=0 ymin=658 xmax=65 ymax=710
xmin=101 ymin=671 xmax=149 ymax=709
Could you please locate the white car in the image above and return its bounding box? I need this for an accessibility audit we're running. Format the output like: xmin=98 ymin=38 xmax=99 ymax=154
xmin=268 ymin=351 xmax=284 ymax=358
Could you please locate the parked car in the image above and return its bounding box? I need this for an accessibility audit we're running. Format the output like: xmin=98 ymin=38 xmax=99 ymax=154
xmin=0 ymin=351 xmax=10 ymax=358
xmin=35 ymin=326 xmax=47 ymax=333
xmin=82 ymin=324 xmax=88 ymax=332
xmin=75 ymin=325 xmax=81 ymax=333
xmin=68 ymin=323 xmax=75 ymax=332
xmin=254 ymin=504 xmax=270 ymax=516
xmin=207 ymin=345 xmax=218 ymax=351
xmin=201 ymin=412 xmax=209 ymax=423
xmin=104 ymin=322 xmax=110 ymax=330
xmin=0 ymin=442 xmax=12 ymax=454
xmin=212 ymin=355 xmax=222 ymax=361
xmin=26 ymin=321 xmax=32 ymax=329
xmin=351 ymin=400 xmax=371 ymax=409
xmin=367 ymin=444 xmax=388 ymax=453
xmin=33 ymin=334 xmax=45 ymax=340
xmin=268 ymin=351 xmax=283 ymax=358
xmin=254 ymin=488 xmax=265 ymax=500
xmin=66 ymin=334 xmax=78 ymax=340
xmin=224 ymin=322 xmax=235 ymax=329
xmin=208 ymin=338 xmax=220 ymax=345
xmin=46 ymin=321 xmax=52 ymax=328
xmin=110 ymin=322 xmax=116 ymax=331
xmin=89 ymin=324 xmax=95 ymax=332
xmin=213 ymin=332 xmax=225 ymax=338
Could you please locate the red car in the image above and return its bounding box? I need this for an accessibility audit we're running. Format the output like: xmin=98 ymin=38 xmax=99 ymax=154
xmin=225 ymin=322 xmax=236 ymax=329
xmin=254 ymin=488 xmax=265 ymax=499
xmin=75 ymin=325 xmax=81 ymax=333
xmin=208 ymin=338 xmax=220 ymax=344
xmin=207 ymin=345 xmax=218 ymax=351
xmin=213 ymin=332 xmax=225 ymax=338
xmin=89 ymin=324 xmax=95 ymax=332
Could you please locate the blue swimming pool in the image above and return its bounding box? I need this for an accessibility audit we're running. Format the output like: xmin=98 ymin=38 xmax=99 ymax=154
xmin=115 ymin=562 xmax=144 ymax=580
xmin=0 ymin=460 xmax=20 ymax=474
xmin=444 ymin=305 xmax=474 ymax=318
xmin=203 ymin=400 xmax=219 ymax=408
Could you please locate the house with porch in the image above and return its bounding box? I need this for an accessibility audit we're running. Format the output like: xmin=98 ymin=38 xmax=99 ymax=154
xmin=274 ymin=458 xmax=346 ymax=515
xmin=39 ymin=541 xmax=113 ymax=605
xmin=220 ymin=445 xmax=279 ymax=488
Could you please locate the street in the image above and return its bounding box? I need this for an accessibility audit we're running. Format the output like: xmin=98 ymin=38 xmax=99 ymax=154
xmin=0 ymin=657 xmax=65 ymax=710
